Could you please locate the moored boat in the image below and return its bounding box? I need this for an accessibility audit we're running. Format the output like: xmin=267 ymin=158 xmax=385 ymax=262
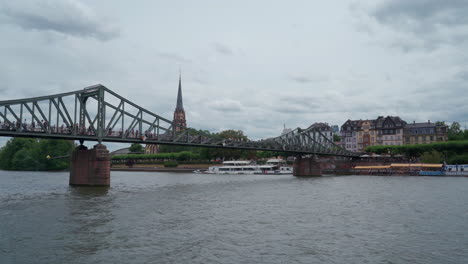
xmin=443 ymin=164 xmax=468 ymax=176
xmin=203 ymin=159 xmax=293 ymax=174
xmin=265 ymin=159 xmax=293 ymax=174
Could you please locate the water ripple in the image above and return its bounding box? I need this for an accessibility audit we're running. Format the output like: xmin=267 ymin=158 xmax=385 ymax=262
xmin=1 ymin=172 xmax=468 ymax=263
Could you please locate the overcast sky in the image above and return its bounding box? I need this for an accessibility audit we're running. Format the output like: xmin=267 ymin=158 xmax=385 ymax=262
xmin=1 ymin=0 xmax=467 ymax=149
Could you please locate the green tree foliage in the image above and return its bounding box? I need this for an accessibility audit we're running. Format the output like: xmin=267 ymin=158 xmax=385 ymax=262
xmin=159 ymin=144 xmax=203 ymax=153
xmin=112 ymin=151 xmax=201 ymax=162
xmin=0 ymin=138 xmax=74 ymax=171
xmin=448 ymin=154 xmax=468 ymax=164
xmin=199 ymin=129 xmax=253 ymax=160
xmin=333 ymin=134 xmax=341 ymax=142
xmin=449 ymin=122 xmax=461 ymax=134
xmin=448 ymin=122 xmax=464 ymax=141
xmin=366 ymin=140 xmax=468 ymax=164
xmin=129 ymin=143 xmax=143 ymax=153
xmin=127 ymin=129 xmax=293 ymax=162
xmin=0 ymin=138 xmax=36 ymax=169
xmin=367 ymin=140 xmax=468 ymax=156
xmin=256 ymin=151 xmax=289 ymax=159
xmin=218 ymin=130 xmax=248 ymax=141
xmin=163 ymin=161 xmax=178 ymax=167
xmin=420 ymin=150 xmax=444 ymax=163
xmin=157 ymin=129 xmax=257 ymax=160
xmin=158 ymin=128 xmax=213 ymax=154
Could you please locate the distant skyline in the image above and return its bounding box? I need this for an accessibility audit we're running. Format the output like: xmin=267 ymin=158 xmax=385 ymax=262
xmin=0 ymin=0 xmax=467 ymax=150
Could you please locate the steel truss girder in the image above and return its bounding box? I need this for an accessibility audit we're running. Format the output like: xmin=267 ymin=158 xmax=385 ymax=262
xmin=0 ymin=84 xmax=359 ymax=157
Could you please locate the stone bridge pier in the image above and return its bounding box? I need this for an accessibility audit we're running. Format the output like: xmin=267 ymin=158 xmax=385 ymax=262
xmin=293 ymin=156 xmax=354 ymax=177
xmin=69 ymin=144 xmax=111 ymax=186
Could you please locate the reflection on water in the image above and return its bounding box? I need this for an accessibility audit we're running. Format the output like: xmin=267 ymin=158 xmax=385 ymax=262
xmin=69 ymin=186 xmax=110 ymax=197
xmin=65 ymin=186 xmax=113 ymax=258
xmin=1 ymin=171 xmax=468 ymax=264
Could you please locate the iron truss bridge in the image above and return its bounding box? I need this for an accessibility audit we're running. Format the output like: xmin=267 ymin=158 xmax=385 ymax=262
xmin=0 ymin=85 xmax=358 ymax=157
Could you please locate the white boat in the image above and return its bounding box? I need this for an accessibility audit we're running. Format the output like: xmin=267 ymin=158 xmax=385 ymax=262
xmin=419 ymin=164 xmax=468 ymax=176
xmin=204 ymin=159 xmax=293 ymax=174
xmin=265 ymin=159 xmax=293 ymax=174
xmin=444 ymin=164 xmax=468 ymax=176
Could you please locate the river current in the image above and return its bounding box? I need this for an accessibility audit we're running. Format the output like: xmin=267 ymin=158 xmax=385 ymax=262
xmin=1 ymin=171 xmax=467 ymax=264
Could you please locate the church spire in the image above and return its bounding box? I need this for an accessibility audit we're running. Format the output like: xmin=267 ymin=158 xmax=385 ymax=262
xmin=176 ymin=71 xmax=184 ymax=111
xmin=173 ymin=71 xmax=187 ymax=131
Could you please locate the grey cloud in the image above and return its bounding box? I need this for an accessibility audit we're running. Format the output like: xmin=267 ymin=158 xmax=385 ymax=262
xmin=370 ymin=0 xmax=468 ymax=49
xmin=373 ymin=0 xmax=468 ymax=27
xmin=288 ymin=74 xmax=328 ymax=84
xmin=281 ymin=96 xmax=324 ymax=109
xmin=0 ymin=0 xmax=119 ymax=41
xmin=376 ymin=77 xmax=468 ymax=123
xmin=272 ymin=96 xmax=323 ymax=114
xmin=209 ymin=99 xmax=243 ymax=112
xmin=157 ymin=52 xmax=191 ymax=63
xmin=288 ymin=75 xmax=312 ymax=84
xmin=192 ymin=77 xmax=210 ymax=85
xmin=454 ymin=70 xmax=468 ymax=81
xmin=214 ymin=42 xmax=233 ymax=55
xmin=272 ymin=104 xmax=311 ymax=114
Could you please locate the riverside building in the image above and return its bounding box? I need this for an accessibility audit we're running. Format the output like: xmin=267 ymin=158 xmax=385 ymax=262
xmin=375 ymin=116 xmax=406 ymax=146
xmin=310 ymin=122 xmax=334 ymax=143
xmin=340 ymin=116 xmax=449 ymax=152
xmin=404 ymin=121 xmax=448 ymax=144
xmin=340 ymin=120 xmax=360 ymax=152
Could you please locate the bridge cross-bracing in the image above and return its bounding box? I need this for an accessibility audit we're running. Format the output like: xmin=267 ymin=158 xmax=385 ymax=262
xmin=0 ymin=85 xmax=359 ymax=157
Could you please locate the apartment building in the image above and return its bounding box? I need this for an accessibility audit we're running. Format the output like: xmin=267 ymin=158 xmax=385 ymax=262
xmin=404 ymin=121 xmax=448 ymax=144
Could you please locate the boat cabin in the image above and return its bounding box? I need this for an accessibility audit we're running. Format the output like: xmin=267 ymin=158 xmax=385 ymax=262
xmin=222 ymin=161 xmax=252 ymax=166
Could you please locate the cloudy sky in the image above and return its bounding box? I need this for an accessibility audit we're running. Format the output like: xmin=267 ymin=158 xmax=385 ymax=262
xmin=1 ymin=0 xmax=467 ymax=148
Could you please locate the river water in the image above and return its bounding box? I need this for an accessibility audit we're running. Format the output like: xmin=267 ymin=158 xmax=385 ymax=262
xmin=1 ymin=171 xmax=468 ymax=264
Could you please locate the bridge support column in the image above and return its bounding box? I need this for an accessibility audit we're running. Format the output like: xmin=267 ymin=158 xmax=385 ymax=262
xmin=69 ymin=144 xmax=111 ymax=186
xmin=293 ymin=156 xmax=322 ymax=177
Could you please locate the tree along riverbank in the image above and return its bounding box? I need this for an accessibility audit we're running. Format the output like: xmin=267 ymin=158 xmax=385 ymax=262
xmin=0 ymin=138 xmax=74 ymax=171
xmin=366 ymin=140 xmax=468 ymax=164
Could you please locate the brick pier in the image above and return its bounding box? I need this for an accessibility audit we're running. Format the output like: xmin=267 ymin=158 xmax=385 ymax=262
xmin=69 ymin=144 xmax=111 ymax=186
xmin=293 ymin=156 xmax=355 ymax=177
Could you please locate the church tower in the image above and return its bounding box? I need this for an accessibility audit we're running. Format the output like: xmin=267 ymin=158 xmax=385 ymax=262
xmin=173 ymin=72 xmax=187 ymax=132
xmin=145 ymin=73 xmax=187 ymax=154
